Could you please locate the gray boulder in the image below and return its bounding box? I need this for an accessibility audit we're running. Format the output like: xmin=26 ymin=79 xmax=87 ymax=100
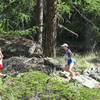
xmin=83 ymin=66 xmax=97 ymax=76
xmin=83 ymin=66 xmax=100 ymax=82
xmin=90 ymin=73 xmax=100 ymax=82
xmin=44 ymin=57 xmax=65 ymax=70
xmin=0 ymin=35 xmax=42 ymax=58
xmin=2 ymin=57 xmax=41 ymax=76
xmin=75 ymin=75 xmax=100 ymax=88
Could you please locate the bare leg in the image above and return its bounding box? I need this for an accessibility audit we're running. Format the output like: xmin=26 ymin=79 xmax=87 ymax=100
xmin=64 ymin=63 xmax=75 ymax=78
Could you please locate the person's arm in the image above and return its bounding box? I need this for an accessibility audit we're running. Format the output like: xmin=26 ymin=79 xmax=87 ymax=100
xmin=68 ymin=49 xmax=74 ymax=59
xmin=0 ymin=51 xmax=3 ymax=59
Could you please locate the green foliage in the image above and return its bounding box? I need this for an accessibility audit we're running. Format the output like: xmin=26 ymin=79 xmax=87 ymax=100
xmin=57 ymin=0 xmax=100 ymax=51
xmin=57 ymin=0 xmax=71 ymax=22
xmin=0 ymin=71 xmax=100 ymax=100
xmin=0 ymin=26 xmax=39 ymax=39
xmin=0 ymin=0 xmax=36 ymax=37
xmin=83 ymin=0 xmax=100 ymax=16
xmin=0 ymin=0 xmax=100 ymax=49
xmin=0 ymin=0 xmax=39 ymax=38
xmin=16 ymin=12 xmax=30 ymax=29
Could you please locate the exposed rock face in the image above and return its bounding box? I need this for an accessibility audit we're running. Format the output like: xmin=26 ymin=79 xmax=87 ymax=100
xmin=83 ymin=66 xmax=100 ymax=82
xmin=2 ymin=55 xmax=100 ymax=88
xmin=2 ymin=56 xmax=65 ymax=76
xmin=74 ymin=65 xmax=100 ymax=88
xmin=0 ymin=35 xmax=42 ymax=58
xmin=75 ymin=75 xmax=100 ymax=88
xmin=3 ymin=57 xmax=41 ymax=76
xmin=1 ymin=34 xmax=100 ymax=88
xmin=44 ymin=57 xmax=64 ymax=70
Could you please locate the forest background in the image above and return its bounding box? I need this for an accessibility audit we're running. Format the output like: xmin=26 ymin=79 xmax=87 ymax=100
xmin=0 ymin=0 xmax=100 ymax=100
xmin=0 ymin=0 xmax=100 ymax=57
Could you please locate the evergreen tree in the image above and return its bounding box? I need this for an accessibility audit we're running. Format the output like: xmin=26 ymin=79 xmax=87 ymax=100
xmin=43 ymin=0 xmax=57 ymax=58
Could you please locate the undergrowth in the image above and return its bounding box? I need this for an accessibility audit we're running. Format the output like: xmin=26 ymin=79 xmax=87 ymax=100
xmin=0 ymin=71 xmax=100 ymax=100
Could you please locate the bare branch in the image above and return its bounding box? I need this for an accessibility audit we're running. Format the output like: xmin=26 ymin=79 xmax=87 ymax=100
xmin=72 ymin=5 xmax=95 ymax=26
xmin=58 ymin=24 xmax=78 ymax=37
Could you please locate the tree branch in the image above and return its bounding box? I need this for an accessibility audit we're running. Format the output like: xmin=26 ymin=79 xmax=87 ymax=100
xmin=58 ymin=24 xmax=78 ymax=37
xmin=72 ymin=5 xmax=95 ymax=26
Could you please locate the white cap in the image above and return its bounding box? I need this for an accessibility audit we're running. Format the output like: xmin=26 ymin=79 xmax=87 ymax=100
xmin=61 ymin=43 xmax=68 ymax=47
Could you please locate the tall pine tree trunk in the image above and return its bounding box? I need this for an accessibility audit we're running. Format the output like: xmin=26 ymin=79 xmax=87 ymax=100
xmin=43 ymin=0 xmax=57 ymax=58
xmin=36 ymin=0 xmax=43 ymax=46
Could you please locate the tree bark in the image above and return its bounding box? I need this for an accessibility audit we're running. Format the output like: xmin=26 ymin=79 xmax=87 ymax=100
xmin=43 ymin=0 xmax=57 ymax=58
xmin=36 ymin=0 xmax=43 ymax=46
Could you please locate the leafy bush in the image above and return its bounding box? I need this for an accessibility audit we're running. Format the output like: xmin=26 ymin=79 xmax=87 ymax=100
xmin=0 ymin=26 xmax=39 ymax=39
xmin=0 ymin=71 xmax=100 ymax=100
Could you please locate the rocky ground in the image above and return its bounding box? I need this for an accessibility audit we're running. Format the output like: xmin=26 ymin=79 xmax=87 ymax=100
xmin=0 ymin=34 xmax=100 ymax=88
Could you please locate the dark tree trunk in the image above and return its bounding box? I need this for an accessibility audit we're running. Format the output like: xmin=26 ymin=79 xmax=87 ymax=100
xmin=43 ymin=0 xmax=57 ymax=58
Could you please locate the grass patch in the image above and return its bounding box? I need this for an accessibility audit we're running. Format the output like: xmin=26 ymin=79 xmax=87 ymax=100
xmin=56 ymin=52 xmax=100 ymax=74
